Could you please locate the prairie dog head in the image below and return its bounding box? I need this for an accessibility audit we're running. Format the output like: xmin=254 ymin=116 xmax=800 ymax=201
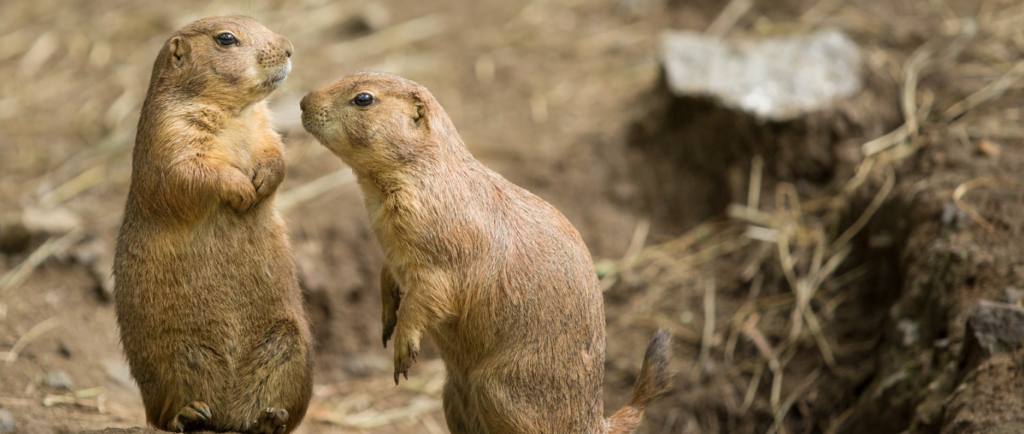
xmin=151 ymin=16 xmax=293 ymax=108
xmin=300 ymin=72 xmax=463 ymax=175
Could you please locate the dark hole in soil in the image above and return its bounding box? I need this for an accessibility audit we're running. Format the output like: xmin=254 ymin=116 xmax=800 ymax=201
xmin=626 ymin=75 xmax=849 ymax=238
xmin=616 ymin=73 xmax=909 ymax=433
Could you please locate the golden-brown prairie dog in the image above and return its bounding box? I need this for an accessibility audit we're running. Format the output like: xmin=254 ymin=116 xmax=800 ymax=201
xmin=300 ymin=71 xmax=670 ymax=433
xmin=114 ymin=16 xmax=312 ymax=434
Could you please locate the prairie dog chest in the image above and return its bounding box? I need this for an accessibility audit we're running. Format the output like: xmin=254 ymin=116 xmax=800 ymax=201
xmin=363 ymin=185 xmax=445 ymax=280
xmin=211 ymin=104 xmax=274 ymax=166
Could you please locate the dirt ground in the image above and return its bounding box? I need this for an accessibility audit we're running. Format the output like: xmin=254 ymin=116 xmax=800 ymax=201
xmin=2 ymin=0 xmax=1024 ymax=433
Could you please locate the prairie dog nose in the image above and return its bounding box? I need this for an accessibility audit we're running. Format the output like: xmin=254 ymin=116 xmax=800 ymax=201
xmin=282 ymin=38 xmax=293 ymax=58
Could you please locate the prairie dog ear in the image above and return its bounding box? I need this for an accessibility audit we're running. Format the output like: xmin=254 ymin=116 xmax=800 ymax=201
xmin=412 ymin=100 xmax=427 ymax=127
xmin=168 ymin=36 xmax=190 ymax=66
xmin=408 ymin=89 xmax=429 ymax=128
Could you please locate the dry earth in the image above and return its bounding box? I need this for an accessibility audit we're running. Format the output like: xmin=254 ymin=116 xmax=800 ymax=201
xmin=2 ymin=0 xmax=1024 ymax=433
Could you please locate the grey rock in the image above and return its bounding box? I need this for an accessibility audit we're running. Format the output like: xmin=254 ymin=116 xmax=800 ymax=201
xmin=962 ymin=300 xmax=1024 ymax=370
xmin=941 ymin=201 xmax=969 ymax=229
xmin=44 ymin=370 xmax=72 ymax=389
xmin=659 ymin=29 xmax=862 ymax=121
xmin=0 ymin=409 xmax=14 ymax=432
xmin=897 ymin=319 xmax=920 ymax=347
xmin=1004 ymin=286 xmax=1023 ymax=305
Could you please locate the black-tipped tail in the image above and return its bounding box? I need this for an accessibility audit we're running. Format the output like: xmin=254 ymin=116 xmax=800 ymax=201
xmin=605 ymin=329 xmax=672 ymax=434
xmin=627 ymin=329 xmax=672 ymax=409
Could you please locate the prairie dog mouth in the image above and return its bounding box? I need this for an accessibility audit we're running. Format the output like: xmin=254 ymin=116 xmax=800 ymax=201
xmin=300 ymin=106 xmax=325 ymax=137
xmin=265 ymin=61 xmax=291 ymax=87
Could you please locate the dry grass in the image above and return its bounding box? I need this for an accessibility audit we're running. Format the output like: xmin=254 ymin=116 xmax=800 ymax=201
xmin=600 ymin=1 xmax=1024 ymax=432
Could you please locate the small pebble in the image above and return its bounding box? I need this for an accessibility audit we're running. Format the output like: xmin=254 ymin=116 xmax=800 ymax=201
xmin=1005 ymin=287 xmax=1024 ymax=306
xmin=976 ymin=139 xmax=1002 ymax=158
xmin=45 ymin=371 xmax=72 ymax=389
xmin=0 ymin=409 xmax=15 ymax=432
xmin=940 ymin=202 xmax=968 ymax=229
xmin=897 ymin=319 xmax=920 ymax=347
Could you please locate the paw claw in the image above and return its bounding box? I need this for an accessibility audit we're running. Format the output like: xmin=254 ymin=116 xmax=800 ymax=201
xmin=167 ymin=401 xmax=211 ymax=432
xmin=382 ymin=315 xmax=397 ymax=345
xmin=251 ymin=407 xmax=289 ymax=434
xmin=392 ymin=327 xmax=421 ymax=385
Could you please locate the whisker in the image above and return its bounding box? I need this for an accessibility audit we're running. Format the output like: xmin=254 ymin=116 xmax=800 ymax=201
xmin=294 ymin=134 xmax=315 ymax=162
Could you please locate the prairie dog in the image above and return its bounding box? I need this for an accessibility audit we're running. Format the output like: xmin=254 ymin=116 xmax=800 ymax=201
xmin=300 ymin=72 xmax=670 ymax=433
xmin=114 ymin=16 xmax=312 ymax=434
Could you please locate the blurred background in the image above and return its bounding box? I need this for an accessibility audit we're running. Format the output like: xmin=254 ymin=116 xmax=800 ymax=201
xmin=2 ymin=0 xmax=1024 ymax=433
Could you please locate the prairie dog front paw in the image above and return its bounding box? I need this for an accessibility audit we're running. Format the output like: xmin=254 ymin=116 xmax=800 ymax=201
xmin=222 ymin=169 xmax=259 ymax=213
xmin=250 ymin=154 xmax=285 ymax=202
xmin=393 ymin=324 xmax=421 ymax=384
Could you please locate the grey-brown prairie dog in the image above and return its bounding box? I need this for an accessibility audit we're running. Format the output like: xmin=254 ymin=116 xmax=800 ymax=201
xmin=300 ymin=71 xmax=670 ymax=434
xmin=114 ymin=16 xmax=312 ymax=434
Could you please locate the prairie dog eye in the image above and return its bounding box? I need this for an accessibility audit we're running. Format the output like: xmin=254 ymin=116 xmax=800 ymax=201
xmin=352 ymin=92 xmax=375 ymax=107
xmin=216 ymin=33 xmax=237 ymax=46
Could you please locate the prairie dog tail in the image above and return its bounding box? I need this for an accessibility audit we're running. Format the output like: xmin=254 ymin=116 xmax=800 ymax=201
xmin=605 ymin=329 xmax=672 ymax=434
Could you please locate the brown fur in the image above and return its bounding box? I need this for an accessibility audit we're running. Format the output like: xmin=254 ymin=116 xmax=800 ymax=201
xmin=300 ymin=72 xmax=671 ymax=434
xmin=114 ymin=16 xmax=312 ymax=434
